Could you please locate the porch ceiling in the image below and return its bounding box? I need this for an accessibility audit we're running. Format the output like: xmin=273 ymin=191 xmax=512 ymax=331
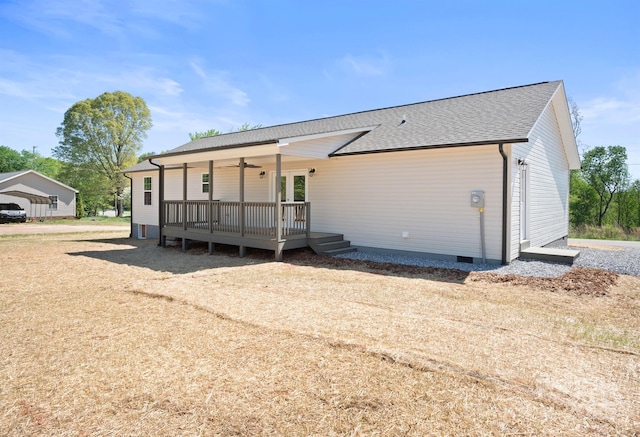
xmin=153 ymin=143 xmax=279 ymax=166
xmin=150 ymin=127 xmax=370 ymax=167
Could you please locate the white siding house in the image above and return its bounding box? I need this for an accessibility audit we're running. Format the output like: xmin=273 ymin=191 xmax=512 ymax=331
xmin=0 ymin=170 xmax=78 ymax=219
xmin=125 ymin=81 xmax=580 ymax=263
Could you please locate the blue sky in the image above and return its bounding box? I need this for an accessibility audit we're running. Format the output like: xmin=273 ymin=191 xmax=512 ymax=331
xmin=1 ymin=0 xmax=639 ymax=178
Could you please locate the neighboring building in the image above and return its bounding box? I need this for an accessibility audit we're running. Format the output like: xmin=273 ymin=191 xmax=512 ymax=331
xmin=0 ymin=170 xmax=78 ymax=219
xmin=125 ymin=81 xmax=580 ymax=263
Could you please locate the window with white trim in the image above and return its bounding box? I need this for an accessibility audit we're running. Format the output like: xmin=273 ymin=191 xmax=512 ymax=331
xmin=143 ymin=177 xmax=152 ymax=205
xmin=201 ymin=173 xmax=210 ymax=193
xmin=49 ymin=195 xmax=58 ymax=210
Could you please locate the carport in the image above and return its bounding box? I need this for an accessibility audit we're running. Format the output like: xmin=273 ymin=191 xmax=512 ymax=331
xmin=0 ymin=190 xmax=53 ymax=222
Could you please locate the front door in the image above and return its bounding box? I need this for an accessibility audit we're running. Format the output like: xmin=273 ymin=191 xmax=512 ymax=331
xmin=271 ymin=170 xmax=308 ymax=228
xmin=271 ymin=170 xmax=307 ymax=203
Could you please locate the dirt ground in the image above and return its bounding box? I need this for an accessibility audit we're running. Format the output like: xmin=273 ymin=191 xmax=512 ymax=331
xmin=1 ymin=231 xmax=639 ymax=435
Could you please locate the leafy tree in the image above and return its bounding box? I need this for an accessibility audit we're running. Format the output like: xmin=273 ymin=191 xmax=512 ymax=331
xmin=0 ymin=146 xmax=27 ymax=172
xmin=189 ymin=128 xmax=223 ymax=140
xmin=57 ymin=163 xmax=112 ymax=216
xmin=0 ymin=146 xmax=63 ymax=179
xmin=581 ymin=146 xmax=629 ymax=227
xmin=631 ymin=180 xmax=640 ymax=229
xmin=569 ymin=170 xmax=598 ymax=226
xmin=54 ymin=91 xmax=152 ymax=217
xmin=137 ymin=151 xmax=155 ymax=163
xmin=137 ymin=150 xmax=169 ymax=163
xmin=188 ymin=123 xmax=262 ymax=140
xmin=19 ymin=149 xmax=63 ymax=179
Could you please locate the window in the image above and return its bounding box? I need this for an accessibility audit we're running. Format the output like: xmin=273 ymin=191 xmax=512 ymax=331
xmin=49 ymin=195 xmax=58 ymax=210
xmin=201 ymin=173 xmax=210 ymax=193
xmin=143 ymin=177 xmax=152 ymax=205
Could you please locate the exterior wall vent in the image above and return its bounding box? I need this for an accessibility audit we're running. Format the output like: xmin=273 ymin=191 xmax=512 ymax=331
xmin=456 ymin=256 xmax=473 ymax=264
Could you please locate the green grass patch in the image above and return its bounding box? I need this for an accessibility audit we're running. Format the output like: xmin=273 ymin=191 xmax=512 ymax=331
xmin=26 ymin=216 xmax=131 ymax=226
xmin=564 ymin=320 xmax=640 ymax=350
xmin=570 ymin=224 xmax=640 ymax=241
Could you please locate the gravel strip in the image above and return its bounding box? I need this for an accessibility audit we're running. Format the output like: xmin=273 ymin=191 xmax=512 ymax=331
xmin=573 ymin=246 xmax=640 ymax=276
xmin=336 ymin=246 xmax=640 ymax=278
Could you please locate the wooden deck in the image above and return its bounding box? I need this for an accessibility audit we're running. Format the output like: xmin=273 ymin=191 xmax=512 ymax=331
xmin=161 ymin=200 xmax=311 ymax=259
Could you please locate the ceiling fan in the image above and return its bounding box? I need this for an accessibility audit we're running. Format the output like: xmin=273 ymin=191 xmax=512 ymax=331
xmin=226 ymin=162 xmax=262 ymax=168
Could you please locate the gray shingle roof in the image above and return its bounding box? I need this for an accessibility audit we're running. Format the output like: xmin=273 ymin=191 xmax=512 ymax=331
xmin=156 ymin=81 xmax=563 ymax=158
xmin=122 ymin=160 xmax=159 ymax=173
xmin=0 ymin=170 xmax=28 ymax=183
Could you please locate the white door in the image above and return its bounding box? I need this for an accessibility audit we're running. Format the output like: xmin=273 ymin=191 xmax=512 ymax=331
xmin=270 ymin=170 xmax=308 ymax=203
xmin=271 ymin=170 xmax=308 ymax=228
xmin=520 ymin=164 xmax=529 ymax=241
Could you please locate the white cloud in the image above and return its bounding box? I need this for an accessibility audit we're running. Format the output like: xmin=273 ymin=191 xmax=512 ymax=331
xmin=339 ymin=53 xmax=389 ymax=76
xmin=0 ymin=0 xmax=126 ymax=41
xmin=93 ymin=68 xmax=184 ymax=97
xmin=581 ymin=72 xmax=640 ymax=124
xmin=129 ymin=0 xmax=213 ymax=30
xmin=581 ymin=97 xmax=640 ymax=124
xmin=189 ymin=62 xmax=250 ymax=106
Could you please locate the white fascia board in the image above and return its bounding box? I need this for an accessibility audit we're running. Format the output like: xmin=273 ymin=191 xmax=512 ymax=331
xmin=2 ymin=170 xmax=79 ymax=193
xmin=551 ymin=85 xmax=581 ymax=169
xmin=152 ymin=143 xmax=280 ymax=166
xmin=526 ymin=82 xmax=580 ymax=170
xmin=277 ymin=125 xmax=379 ymax=147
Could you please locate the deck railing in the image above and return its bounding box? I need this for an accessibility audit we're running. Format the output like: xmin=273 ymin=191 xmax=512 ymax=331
xmin=163 ymin=200 xmax=310 ymax=237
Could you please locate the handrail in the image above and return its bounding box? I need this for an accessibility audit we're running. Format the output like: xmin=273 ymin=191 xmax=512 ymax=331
xmin=162 ymin=200 xmax=309 ymax=237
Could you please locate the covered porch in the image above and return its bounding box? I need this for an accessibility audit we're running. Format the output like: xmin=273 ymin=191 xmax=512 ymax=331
xmin=153 ymin=148 xmax=317 ymax=261
xmin=149 ymin=127 xmax=370 ymax=260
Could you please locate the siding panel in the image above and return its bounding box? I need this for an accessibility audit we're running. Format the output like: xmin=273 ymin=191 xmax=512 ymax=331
xmin=511 ymin=102 xmax=570 ymax=259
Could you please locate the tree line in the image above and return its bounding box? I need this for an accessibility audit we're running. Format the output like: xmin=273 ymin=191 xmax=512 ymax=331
xmin=569 ymin=100 xmax=639 ymax=234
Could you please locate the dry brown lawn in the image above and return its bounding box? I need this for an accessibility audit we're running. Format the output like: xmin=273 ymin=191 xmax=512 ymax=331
xmin=1 ymin=232 xmax=639 ymax=436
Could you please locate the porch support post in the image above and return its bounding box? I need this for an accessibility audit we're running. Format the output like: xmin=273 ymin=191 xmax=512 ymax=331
xmin=239 ymin=158 xmax=246 ymax=257
xmin=208 ymin=160 xmax=214 ymax=254
xmin=158 ymin=164 xmax=165 ymax=247
xmin=275 ymin=153 xmax=283 ymax=261
xmin=182 ymin=162 xmax=188 ymax=252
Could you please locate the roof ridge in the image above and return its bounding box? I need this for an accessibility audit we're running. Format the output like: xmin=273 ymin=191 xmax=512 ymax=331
xmin=192 ymin=81 xmax=558 ymax=141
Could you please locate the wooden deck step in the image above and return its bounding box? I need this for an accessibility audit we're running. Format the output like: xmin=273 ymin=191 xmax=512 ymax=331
xmin=308 ymin=233 xmax=356 ymax=256
xmin=519 ymin=247 xmax=580 ymax=265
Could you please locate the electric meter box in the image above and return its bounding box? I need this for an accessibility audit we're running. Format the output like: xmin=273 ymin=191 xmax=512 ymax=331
xmin=470 ymin=190 xmax=485 ymax=208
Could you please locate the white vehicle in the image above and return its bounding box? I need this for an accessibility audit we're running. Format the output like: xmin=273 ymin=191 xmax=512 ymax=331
xmin=0 ymin=203 xmax=27 ymax=223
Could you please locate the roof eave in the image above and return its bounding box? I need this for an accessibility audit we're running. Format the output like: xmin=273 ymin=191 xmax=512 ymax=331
xmin=330 ymin=138 xmax=529 ymax=157
xmin=148 ymin=139 xmax=277 ymax=161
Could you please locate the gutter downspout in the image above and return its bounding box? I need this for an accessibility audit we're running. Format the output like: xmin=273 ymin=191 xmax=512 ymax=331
xmin=149 ymin=159 xmax=163 ymax=246
xmin=498 ymin=144 xmax=508 ymax=265
xmin=123 ymin=173 xmax=132 ymax=238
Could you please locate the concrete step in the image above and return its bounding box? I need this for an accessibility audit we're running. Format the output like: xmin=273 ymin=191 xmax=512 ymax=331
xmin=519 ymin=247 xmax=580 ymax=265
